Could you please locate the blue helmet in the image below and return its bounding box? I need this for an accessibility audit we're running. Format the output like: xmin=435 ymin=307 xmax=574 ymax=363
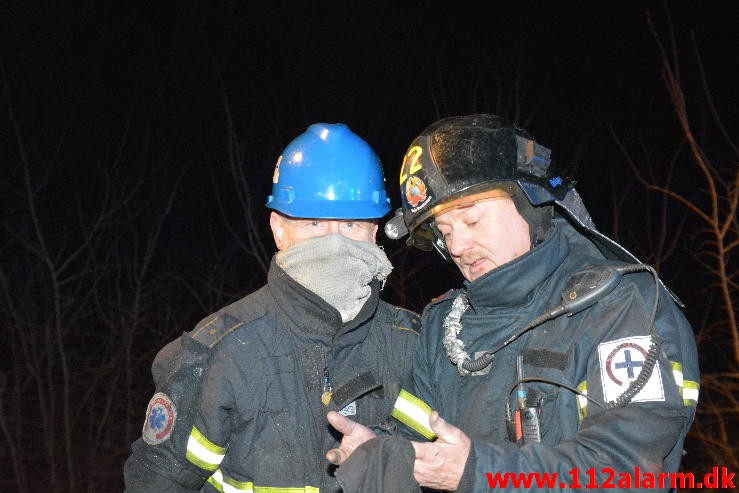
xmin=266 ymin=123 xmax=391 ymax=219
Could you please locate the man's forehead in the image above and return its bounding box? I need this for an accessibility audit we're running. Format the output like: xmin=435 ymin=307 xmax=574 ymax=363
xmin=433 ymin=190 xmax=513 ymax=224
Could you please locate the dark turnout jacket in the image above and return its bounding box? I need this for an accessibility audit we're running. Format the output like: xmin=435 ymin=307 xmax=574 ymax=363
xmin=391 ymin=218 xmax=699 ymax=492
xmin=124 ymin=260 xmax=419 ymax=492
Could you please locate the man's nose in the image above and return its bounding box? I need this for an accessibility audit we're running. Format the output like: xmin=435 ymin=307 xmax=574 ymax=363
xmin=326 ymin=221 xmax=342 ymax=235
xmin=447 ymin=229 xmax=472 ymax=257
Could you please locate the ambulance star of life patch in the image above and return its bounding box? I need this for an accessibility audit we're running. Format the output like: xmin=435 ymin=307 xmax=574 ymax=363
xmin=142 ymin=392 xmax=177 ymax=445
xmin=597 ymin=336 xmax=665 ymax=403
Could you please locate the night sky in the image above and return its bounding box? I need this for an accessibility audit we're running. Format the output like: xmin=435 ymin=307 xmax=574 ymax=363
xmin=3 ymin=1 xmax=736 ymax=158
xmin=1 ymin=1 xmax=737 ymax=488
xmin=3 ymin=0 xmax=736 ymax=295
xmin=3 ymin=3 xmax=736 ymax=151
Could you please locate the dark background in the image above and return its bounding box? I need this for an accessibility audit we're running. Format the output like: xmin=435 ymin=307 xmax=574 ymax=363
xmin=1 ymin=1 xmax=737 ymax=491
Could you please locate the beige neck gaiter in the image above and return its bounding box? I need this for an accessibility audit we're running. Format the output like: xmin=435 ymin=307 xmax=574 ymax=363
xmin=276 ymin=234 xmax=393 ymax=323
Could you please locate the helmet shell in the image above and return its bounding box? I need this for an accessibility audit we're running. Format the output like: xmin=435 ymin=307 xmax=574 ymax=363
xmin=396 ymin=114 xmax=571 ymax=247
xmin=266 ymin=123 xmax=391 ymax=219
xmin=387 ymin=114 xmax=684 ymax=306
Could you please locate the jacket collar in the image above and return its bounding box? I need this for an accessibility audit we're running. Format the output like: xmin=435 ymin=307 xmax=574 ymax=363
xmin=463 ymin=221 xmax=569 ymax=310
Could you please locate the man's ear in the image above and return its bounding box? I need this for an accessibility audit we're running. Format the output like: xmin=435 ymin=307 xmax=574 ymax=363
xmin=372 ymin=223 xmax=379 ymax=244
xmin=269 ymin=212 xmax=286 ymax=251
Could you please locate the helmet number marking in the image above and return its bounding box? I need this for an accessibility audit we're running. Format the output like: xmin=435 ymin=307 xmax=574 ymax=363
xmin=400 ymin=146 xmax=423 ymax=185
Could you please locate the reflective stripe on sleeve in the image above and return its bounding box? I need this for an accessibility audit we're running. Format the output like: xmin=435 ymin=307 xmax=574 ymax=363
xmin=670 ymin=361 xmax=684 ymax=387
xmin=670 ymin=361 xmax=699 ymax=406
xmin=208 ymin=469 xmax=250 ymax=492
xmin=683 ymin=380 xmax=699 ymax=406
xmin=187 ymin=426 xmax=227 ymax=472
xmin=391 ymin=389 xmax=436 ymax=440
xmin=206 ymin=469 xmax=319 ymax=493
xmin=255 ymin=487 xmax=319 ymax=492
xmin=576 ymin=381 xmax=588 ymax=421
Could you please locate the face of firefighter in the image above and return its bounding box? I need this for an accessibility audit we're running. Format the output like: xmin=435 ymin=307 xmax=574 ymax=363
xmin=270 ymin=212 xmax=378 ymax=251
xmin=433 ymin=196 xmax=531 ymax=282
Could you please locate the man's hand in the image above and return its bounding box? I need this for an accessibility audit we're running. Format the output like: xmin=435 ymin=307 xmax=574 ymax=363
xmin=411 ymin=411 xmax=471 ymax=490
xmin=325 ymin=411 xmax=376 ymax=465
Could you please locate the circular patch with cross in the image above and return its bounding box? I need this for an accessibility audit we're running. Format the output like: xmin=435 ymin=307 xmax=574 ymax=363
xmin=605 ymin=342 xmax=649 ymax=386
xmin=597 ymin=336 xmax=665 ymax=403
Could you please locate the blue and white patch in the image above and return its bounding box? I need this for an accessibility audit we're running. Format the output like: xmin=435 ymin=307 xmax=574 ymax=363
xmin=598 ymin=336 xmax=664 ymax=403
xmin=142 ymin=392 xmax=177 ymax=445
xmin=338 ymin=400 xmax=356 ymax=417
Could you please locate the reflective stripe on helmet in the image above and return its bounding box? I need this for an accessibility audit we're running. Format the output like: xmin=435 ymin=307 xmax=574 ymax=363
xmin=186 ymin=426 xmax=227 ymax=472
xmin=206 ymin=469 xmax=319 ymax=493
xmin=391 ymin=389 xmax=436 ymax=440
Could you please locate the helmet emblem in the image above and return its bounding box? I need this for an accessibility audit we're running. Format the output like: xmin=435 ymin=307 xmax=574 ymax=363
xmin=549 ymin=176 xmax=563 ymax=187
xmin=405 ymin=176 xmax=428 ymax=207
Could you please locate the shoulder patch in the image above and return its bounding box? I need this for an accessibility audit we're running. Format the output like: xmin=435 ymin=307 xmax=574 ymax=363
xmin=142 ymin=392 xmax=177 ymax=445
xmin=191 ymin=304 xmax=266 ymax=349
xmin=431 ymin=289 xmax=455 ymax=303
xmin=393 ymin=306 xmax=421 ymax=335
xmin=421 ymin=288 xmax=459 ymax=317
xmin=598 ymin=336 xmax=664 ymax=403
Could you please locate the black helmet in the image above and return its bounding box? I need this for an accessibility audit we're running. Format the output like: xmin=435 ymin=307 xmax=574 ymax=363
xmin=385 ymin=114 xmax=683 ymax=305
xmin=385 ymin=114 xmax=573 ymax=255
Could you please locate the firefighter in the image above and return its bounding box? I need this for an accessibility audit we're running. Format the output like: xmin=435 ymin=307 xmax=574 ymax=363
xmin=326 ymin=114 xmax=699 ymax=492
xmin=124 ymin=123 xmax=420 ymax=492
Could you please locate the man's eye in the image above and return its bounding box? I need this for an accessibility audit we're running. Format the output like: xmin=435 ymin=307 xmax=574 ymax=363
xmin=466 ymin=217 xmax=479 ymax=227
xmin=310 ymin=221 xmax=321 ymax=227
xmin=345 ymin=222 xmax=356 ymax=228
